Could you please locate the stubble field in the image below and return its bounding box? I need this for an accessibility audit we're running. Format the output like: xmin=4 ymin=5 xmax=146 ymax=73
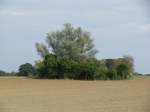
xmin=0 ymin=76 xmax=150 ymax=112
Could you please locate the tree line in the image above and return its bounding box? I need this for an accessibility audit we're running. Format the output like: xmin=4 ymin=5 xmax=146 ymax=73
xmin=0 ymin=70 xmax=16 ymax=76
xmin=16 ymin=23 xmax=135 ymax=80
xmin=0 ymin=23 xmax=135 ymax=80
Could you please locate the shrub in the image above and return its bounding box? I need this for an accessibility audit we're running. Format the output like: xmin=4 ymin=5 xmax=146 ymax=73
xmin=93 ymin=61 xmax=108 ymax=80
xmin=18 ymin=63 xmax=36 ymax=76
xmin=116 ymin=63 xmax=130 ymax=79
xmin=106 ymin=70 xmax=117 ymax=80
xmin=36 ymin=54 xmax=134 ymax=80
xmin=73 ymin=62 xmax=95 ymax=80
xmin=36 ymin=54 xmax=104 ymax=80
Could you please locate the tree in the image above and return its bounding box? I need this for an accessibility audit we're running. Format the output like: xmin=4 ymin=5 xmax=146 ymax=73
xmin=123 ymin=55 xmax=134 ymax=74
xmin=36 ymin=23 xmax=97 ymax=61
xmin=117 ymin=63 xmax=129 ymax=79
xmin=18 ymin=63 xmax=35 ymax=76
xmin=116 ymin=56 xmax=134 ymax=79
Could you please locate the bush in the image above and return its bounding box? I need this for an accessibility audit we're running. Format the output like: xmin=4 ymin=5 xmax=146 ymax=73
xmin=93 ymin=61 xmax=108 ymax=80
xmin=105 ymin=58 xmax=134 ymax=80
xmin=116 ymin=63 xmax=130 ymax=79
xmin=18 ymin=63 xmax=36 ymax=76
xmin=36 ymin=54 xmax=103 ymax=80
xmin=106 ymin=70 xmax=117 ymax=80
xmin=72 ymin=62 xmax=95 ymax=80
xmin=36 ymin=54 xmax=134 ymax=80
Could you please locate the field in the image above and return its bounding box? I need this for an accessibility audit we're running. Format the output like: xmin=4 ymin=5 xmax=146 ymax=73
xmin=0 ymin=76 xmax=149 ymax=112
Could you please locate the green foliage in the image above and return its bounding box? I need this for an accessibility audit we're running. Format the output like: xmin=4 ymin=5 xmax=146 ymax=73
xmin=116 ymin=63 xmax=129 ymax=79
xmin=34 ymin=23 xmax=134 ymax=80
xmin=73 ymin=61 xmax=96 ymax=80
xmin=105 ymin=59 xmax=117 ymax=71
xmin=0 ymin=70 xmax=16 ymax=76
xmin=104 ymin=57 xmax=134 ymax=80
xmin=36 ymin=54 xmax=101 ymax=80
xmin=18 ymin=63 xmax=36 ymax=76
xmin=36 ymin=54 xmax=134 ymax=80
xmin=123 ymin=55 xmax=134 ymax=75
xmin=106 ymin=70 xmax=118 ymax=80
xmin=0 ymin=70 xmax=7 ymax=76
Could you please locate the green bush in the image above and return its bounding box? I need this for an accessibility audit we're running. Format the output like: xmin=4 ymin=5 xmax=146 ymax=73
xmin=106 ymin=70 xmax=117 ymax=80
xmin=36 ymin=54 xmax=134 ymax=80
xmin=18 ymin=63 xmax=36 ymax=76
xmin=36 ymin=54 xmax=102 ymax=80
xmin=73 ymin=62 xmax=95 ymax=80
xmin=116 ymin=63 xmax=130 ymax=79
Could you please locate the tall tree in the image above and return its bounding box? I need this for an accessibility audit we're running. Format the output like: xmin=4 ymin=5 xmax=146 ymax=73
xmin=36 ymin=23 xmax=97 ymax=61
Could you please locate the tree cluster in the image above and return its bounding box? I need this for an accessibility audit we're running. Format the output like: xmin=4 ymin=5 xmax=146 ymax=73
xmin=34 ymin=54 xmax=134 ymax=80
xmin=18 ymin=23 xmax=134 ymax=80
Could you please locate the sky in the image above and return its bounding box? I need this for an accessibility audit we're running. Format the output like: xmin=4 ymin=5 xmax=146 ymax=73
xmin=0 ymin=0 xmax=150 ymax=74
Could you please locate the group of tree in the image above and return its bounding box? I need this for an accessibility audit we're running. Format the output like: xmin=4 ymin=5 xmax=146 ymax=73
xmin=18 ymin=23 xmax=135 ymax=80
xmin=34 ymin=54 xmax=134 ymax=80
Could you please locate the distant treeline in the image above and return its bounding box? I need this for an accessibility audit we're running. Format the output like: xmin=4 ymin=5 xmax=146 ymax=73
xmin=0 ymin=70 xmax=16 ymax=76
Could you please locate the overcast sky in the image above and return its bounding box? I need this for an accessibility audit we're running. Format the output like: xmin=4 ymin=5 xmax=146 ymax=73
xmin=0 ymin=0 xmax=150 ymax=74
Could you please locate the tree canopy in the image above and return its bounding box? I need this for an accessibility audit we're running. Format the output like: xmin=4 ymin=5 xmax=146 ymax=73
xmin=18 ymin=63 xmax=35 ymax=76
xmin=36 ymin=23 xmax=97 ymax=61
xmin=33 ymin=23 xmax=135 ymax=80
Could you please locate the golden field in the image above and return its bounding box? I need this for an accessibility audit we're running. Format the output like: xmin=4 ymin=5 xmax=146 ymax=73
xmin=0 ymin=76 xmax=149 ymax=112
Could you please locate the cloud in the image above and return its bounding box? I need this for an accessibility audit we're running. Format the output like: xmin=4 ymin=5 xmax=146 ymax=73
xmin=0 ymin=10 xmax=26 ymax=16
xmin=0 ymin=9 xmax=62 ymax=17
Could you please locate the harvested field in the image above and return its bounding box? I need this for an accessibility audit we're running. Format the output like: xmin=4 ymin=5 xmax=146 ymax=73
xmin=0 ymin=76 xmax=150 ymax=112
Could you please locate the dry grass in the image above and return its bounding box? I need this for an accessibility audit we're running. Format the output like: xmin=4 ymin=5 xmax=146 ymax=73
xmin=0 ymin=76 xmax=150 ymax=112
